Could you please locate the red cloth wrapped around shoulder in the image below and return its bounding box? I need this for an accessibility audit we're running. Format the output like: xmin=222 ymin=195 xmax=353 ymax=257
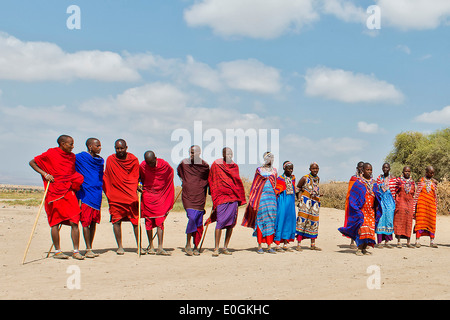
xmin=34 ymin=147 xmax=84 ymax=203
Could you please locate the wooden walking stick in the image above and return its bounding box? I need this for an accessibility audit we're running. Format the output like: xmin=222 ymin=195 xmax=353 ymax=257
xmin=173 ymin=187 xmax=182 ymax=205
xmin=199 ymin=207 xmax=214 ymax=252
xmin=22 ymin=182 xmax=50 ymax=264
xmin=138 ymin=190 xmax=142 ymax=257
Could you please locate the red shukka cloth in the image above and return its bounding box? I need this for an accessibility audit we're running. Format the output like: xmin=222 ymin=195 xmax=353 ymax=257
xmin=139 ymin=158 xmax=175 ymax=218
xmin=103 ymin=153 xmax=140 ymax=224
xmin=208 ymin=159 xmax=247 ymax=210
xmin=34 ymin=147 xmax=84 ymax=226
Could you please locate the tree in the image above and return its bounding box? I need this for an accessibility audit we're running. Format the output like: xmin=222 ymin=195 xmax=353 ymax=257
xmin=385 ymin=128 xmax=450 ymax=181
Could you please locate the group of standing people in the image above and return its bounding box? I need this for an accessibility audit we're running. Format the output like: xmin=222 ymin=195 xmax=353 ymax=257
xmin=29 ymin=135 xmax=439 ymax=260
xmin=29 ymin=135 xmax=250 ymax=259
xmin=339 ymin=161 xmax=439 ymax=256
xmin=242 ymin=153 xmax=322 ymax=253
xmin=30 ymin=136 xmax=177 ymax=259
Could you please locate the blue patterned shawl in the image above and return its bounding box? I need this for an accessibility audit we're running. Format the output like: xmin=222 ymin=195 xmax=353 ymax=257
xmin=338 ymin=179 xmax=383 ymax=243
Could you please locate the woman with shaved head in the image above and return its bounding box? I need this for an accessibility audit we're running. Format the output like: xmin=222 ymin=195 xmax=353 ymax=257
xmin=243 ymin=151 xmax=278 ymax=254
xmin=413 ymin=166 xmax=439 ymax=248
xmin=296 ymin=162 xmax=322 ymax=251
xmin=393 ymin=166 xmax=416 ymax=248
xmin=339 ymin=163 xmax=383 ymax=256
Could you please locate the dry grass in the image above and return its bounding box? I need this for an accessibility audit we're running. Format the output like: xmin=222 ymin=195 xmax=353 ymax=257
xmin=3 ymin=179 xmax=449 ymax=216
xmin=319 ymin=181 xmax=348 ymax=210
xmin=0 ymin=185 xmax=44 ymax=207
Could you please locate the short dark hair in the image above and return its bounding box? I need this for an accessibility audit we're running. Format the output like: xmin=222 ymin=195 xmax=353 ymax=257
xmin=363 ymin=162 xmax=372 ymax=169
xmin=57 ymin=135 xmax=72 ymax=146
xmin=86 ymin=137 xmax=99 ymax=148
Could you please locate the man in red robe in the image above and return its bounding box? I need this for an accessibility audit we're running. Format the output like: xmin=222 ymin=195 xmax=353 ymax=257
xmin=29 ymin=135 xmax=85 ymax=260
xmin=208 ymin=147 xmax=246 ymax=256
xmin=139 ymin=151 xmax=174 ymax=255
xmin=103 ymin=139 xmax=142 ymax=255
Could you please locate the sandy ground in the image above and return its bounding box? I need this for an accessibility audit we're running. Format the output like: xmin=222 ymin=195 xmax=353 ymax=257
xmin=1 ymin=204 xmax=450 ymax=300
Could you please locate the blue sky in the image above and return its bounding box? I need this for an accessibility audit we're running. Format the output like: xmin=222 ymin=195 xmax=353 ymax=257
xmin=0 ymin=0 xmax=449 ymax=186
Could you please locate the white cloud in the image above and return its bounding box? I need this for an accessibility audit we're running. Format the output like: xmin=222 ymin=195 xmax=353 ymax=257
xmin=304 ymin=66 xmax=404 ymax=104
xmin=322 ymin=0 xmax=450 ymax=31
xmin=396 ymin=45 xmax=411 ymax=55
xmin=183 ymin=55 xmax=223 ymax=92
xmin=78 ymin=82 xmax=279 ymax=133
xmin=0 ymin=82 xmax=280 ymax=170
xmin=163 ymin=56 xmax=284 ymax=94
xmin=321 ymin=0 xmax=366 ymax=23
xmin=418 ymin=54 xmax=432 ymax=61
xmin=284 ymin=133 xmax=364 ymax=156
xmin=376 ymin=0 xmax=450 ymax=30
xmin=414 ymin=106 xmax=450 ymax=125
xmin=0 ymin=32 xmax=142 ymax=82
xmin=357 ymin=121 xmax=384 ymax=134
xmin=0 ymin=31 xmax=285 ymax=96
xmin=218 ymin=59 xmax=282 ymax=94
xmin=183 ymin=0 xmax=450 ymax=39
xmin=115 ymin=82 xmax=188 ymax=113
xmin=184 ymin=0 xmax=319 ymax=39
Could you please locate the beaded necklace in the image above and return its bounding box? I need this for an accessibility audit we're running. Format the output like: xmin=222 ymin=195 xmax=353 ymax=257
xmin=306 ymin=174 xmax=320 ymax=197
xmin=284 ymin=175 xmax=294 ymax=195
xmin=424 ymin=177 xmax=433 ymax=193
xmin=401 ymin=176 xmax=414 ymax=194
xmin=379 ymin=174 xmax=390 ymax=192
xmin=360 ymin=176 xmax=375 ymax=196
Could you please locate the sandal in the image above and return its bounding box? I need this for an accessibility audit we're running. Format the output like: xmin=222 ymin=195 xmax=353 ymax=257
xmin=311 ymin=245 xmax=322 ymax=251
xmin=73 ymin=252 xmax=85 ymax=260
xmin=85 ymin=250 xmax=96 ymax=258
xmin=222 ymin=248 xmax=232 ymax=255
xmin=185 ymin=247 xmax=194 ymax=256
xmin=267 ymin=248 xmax=276 ymax=254
xmin=146 ymin=246 xmax=156 ymax=255
xmin=156 ymin=249 xmax=171 ymax=256
xmin=257 ymin=248 xmax=264 ymax=254
xmin=212 ymin=249 xmax=220 ymax=257
xmin=53 ymin=251 xmax=69 ymax=259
